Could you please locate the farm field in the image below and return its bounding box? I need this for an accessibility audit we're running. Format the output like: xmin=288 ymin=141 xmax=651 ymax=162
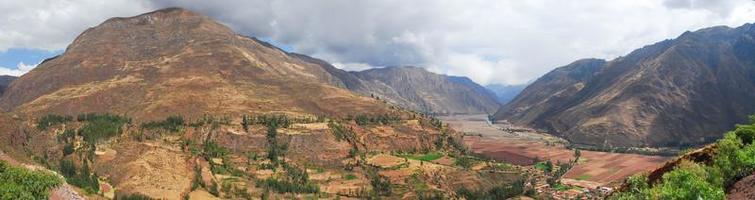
xmin=441 ymin=114 xmax=669 ymax=186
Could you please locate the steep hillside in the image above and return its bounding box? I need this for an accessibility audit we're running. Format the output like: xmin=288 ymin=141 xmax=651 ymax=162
xmin=496 ymin=24 xmax=755 ymax=147
xmin=0 ymin=75 xmax=15 ymax=96
xmin=290 ymin=54 xmax=502 ymax=114
xmin=349 ymin=66 xmax=501 ymax=114
xmin=485 ymin=83 xmax=527 ymax=104
xmin=0 ymin=8 xmax=388 ymax=120
xmin=494 ymin=58 xmax=606 ymax=124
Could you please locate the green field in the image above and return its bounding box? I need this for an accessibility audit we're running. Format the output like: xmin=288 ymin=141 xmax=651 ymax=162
xmin=407 ymin=152 xmax=444 ymax=161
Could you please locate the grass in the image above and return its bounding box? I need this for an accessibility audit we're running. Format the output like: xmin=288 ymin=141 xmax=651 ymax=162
xmin=406 ymin=152 xmax=443 ymax=162
xmin=576 ymin=174 xmax=592 ymax=180
xmin=552 ymin=183 xmax=570 ymax=191
xmin=534 ymin=162 xmax=548 ymax=171
xmin=343 ymin=174 xmax=357 ymax=180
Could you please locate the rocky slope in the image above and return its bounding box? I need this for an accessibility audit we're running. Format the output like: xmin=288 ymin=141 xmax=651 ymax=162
xmin=289 ymin=53 xmax=501 ymax=114
xmin=348 ymin=66 xmax=500 ymax=114
xmin=495 ymin=24 xmax=755 ymax=147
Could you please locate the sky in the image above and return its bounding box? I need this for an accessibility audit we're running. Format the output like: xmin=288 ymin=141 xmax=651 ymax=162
xmin=1 ymin=0 xmax=754 ymax=85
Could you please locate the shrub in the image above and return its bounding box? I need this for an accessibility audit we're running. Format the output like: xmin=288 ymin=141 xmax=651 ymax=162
xmin=141 ymin=115 xmax=184 ymax=132
xmin=36 ymin=114 xmax=73 ymax=130
xmin=59 ymin=160 xmax=99 ymax=193
xmin=454 ymin=156 xmax=475 ymax=170
xmin=79 ymin=115 xmax=127 ymax=144
xmin=0 ymin=160 xmax=62 ymax=200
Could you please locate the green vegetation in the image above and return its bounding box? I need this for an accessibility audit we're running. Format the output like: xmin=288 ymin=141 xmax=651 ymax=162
xmin=367 ymin=168 xmax=392 ymax=196
xmin=350 ymin=114 xmax=401 ymax=126
xmin=344 ymin=173 xmax=358 ymax=180
xmin=241 ymin=114 xmax=250 ymax=132
xmin=455 ymin=178 xmax=525 ymax=200
xmin=141 ymin=115 xmax=184 ymax=132
xmin=404 ymin=152 xmax=443 ymax=162
xmin=257 ymin=163 xmax=318 ymax=194
xmin=78 ymin=113 xmax=129 ymax=144
xmin=610 ymin=115 xmax=755 ymax=200
xmin=454 ymin=156 xmax=476 ymax=169
xmin=328 ymin=121 xmax=356 ymax=142
xmin=576 ymin=174 xmax=592 ymax=180
xmin=534 ymin=161 xmax=552 ymax=173
xmin=0 ymin=160 xmax=62 ymax=200
xmin=36 ymin=114 xmax=73 ymax=130
xmin=59 ymin=159 xmax=100 ymax=194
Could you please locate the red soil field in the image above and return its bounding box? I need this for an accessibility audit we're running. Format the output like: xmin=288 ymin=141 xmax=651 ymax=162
xmin=442 ymin=115 xmax=670 ymax=185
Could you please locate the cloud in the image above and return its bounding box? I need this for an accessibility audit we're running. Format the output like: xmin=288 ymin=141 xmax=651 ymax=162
xmin=0 ymin=0 xmax=152 ymax=51
xmin=2 ymin=0 xmax=755 ymax=84
xmin=0 ymin=62 xmax=38 ymax=76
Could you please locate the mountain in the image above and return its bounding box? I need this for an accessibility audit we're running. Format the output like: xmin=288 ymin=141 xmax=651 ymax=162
xmin=485 ymin=83 xmax=527 ymax=104
xmin=495 ymin=24 xmax=755 ymax=147
xmin=0 ymin=75 xmax=15 ymax=96
xmin=0 ymin=8 xmax=525 ymax=199
xmin=0 ymin=8 xmax=393 ymax=120
xmin=288 ymin=54 xmax=501 ymax=114
xmin=347 ymin=66 xmax=500 ymax=114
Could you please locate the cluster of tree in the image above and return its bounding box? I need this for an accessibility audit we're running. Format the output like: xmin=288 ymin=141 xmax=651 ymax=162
xmin=188 ymin=115 xmax=232 ymax=128
xmin=78 ymin=113 xmax=129 ymax=144
xmin=141 ymin=115 xmax=184 ymax=132
xmin=455 ymin=178 xmax=525 ymax=200
xmin=366 ymin=167 xmax=392 ymax=196
xmin=59 ymin=159 xmax=100 ymax=194
xmin=36 ymin=114 xmax=73 ymax=130
xmin=219 ymin=179 xmax=253 ymax=200
xmin=201 ymin=140 xmax=243 ymax=176
xmin=251 ymin=114 xmax=293 ymax=128
xmin=257 ymin=163 xmax=318 ymax=194
xmin=0 ymin=160 xmax=62 ymax=200
xmin=348 ymin=114 xmax=401 ymax=126
xmin=611 ymin=115 xmax=755 ymax=200
xmin=327 ymin=121 xmax=357 ymax=143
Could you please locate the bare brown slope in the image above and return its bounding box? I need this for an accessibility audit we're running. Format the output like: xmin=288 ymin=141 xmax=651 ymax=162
xmin=0 ymin=8 xmax=390 ymax=120
xmin=497 ymin=24 xmax=755 ymax=147
xmin=494 ymin=58 xmax=606 ymax=124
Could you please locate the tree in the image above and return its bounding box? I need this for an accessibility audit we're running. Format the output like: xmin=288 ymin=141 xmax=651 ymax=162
xmin=241 ymin=114 xmax=250 ymax=132
xmin=574 ymin=149 xmax=581 ymax=162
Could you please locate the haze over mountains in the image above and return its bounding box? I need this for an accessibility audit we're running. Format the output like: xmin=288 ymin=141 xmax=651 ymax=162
xmin=496 ymin=24 xmax=755 ymax=148
xmin=0 ymin=75 xmax=15 ymax=96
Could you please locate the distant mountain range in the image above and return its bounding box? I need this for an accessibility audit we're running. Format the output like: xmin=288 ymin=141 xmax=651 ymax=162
xmin=485 ymin=83 xmax=527 ymax=104
xmin=496 ymin=24 xmax=755 ymax=147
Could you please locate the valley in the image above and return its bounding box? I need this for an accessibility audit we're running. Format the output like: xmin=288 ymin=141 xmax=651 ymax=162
xmin=442 ymin=114 xmax=669 ymax=187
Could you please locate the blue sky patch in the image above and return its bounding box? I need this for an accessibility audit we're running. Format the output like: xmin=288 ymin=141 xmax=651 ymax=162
xmin=0 ymin=48 xmax=62 ymax=69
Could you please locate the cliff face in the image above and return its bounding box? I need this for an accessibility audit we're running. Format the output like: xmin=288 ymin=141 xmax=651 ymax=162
xmin=496 ymin=24 xmax=755 ymax=147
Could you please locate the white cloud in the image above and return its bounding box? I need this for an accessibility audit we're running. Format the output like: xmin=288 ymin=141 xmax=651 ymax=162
xmin=0 ymin=0 xmax=152 ymax=51
xmin=0 ymin=62 xmax=38 ymax=76
xmin=2 ymin=0 xmax=755 ymax=83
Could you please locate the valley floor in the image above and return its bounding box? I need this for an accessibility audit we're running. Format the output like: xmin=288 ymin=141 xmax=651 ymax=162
xmin=441 ymin=114 xmax=669 ymax=188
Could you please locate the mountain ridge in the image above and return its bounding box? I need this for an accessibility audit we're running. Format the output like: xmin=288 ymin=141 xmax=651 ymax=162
xmin=495 ymin=23 xmax=755 ymax=147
